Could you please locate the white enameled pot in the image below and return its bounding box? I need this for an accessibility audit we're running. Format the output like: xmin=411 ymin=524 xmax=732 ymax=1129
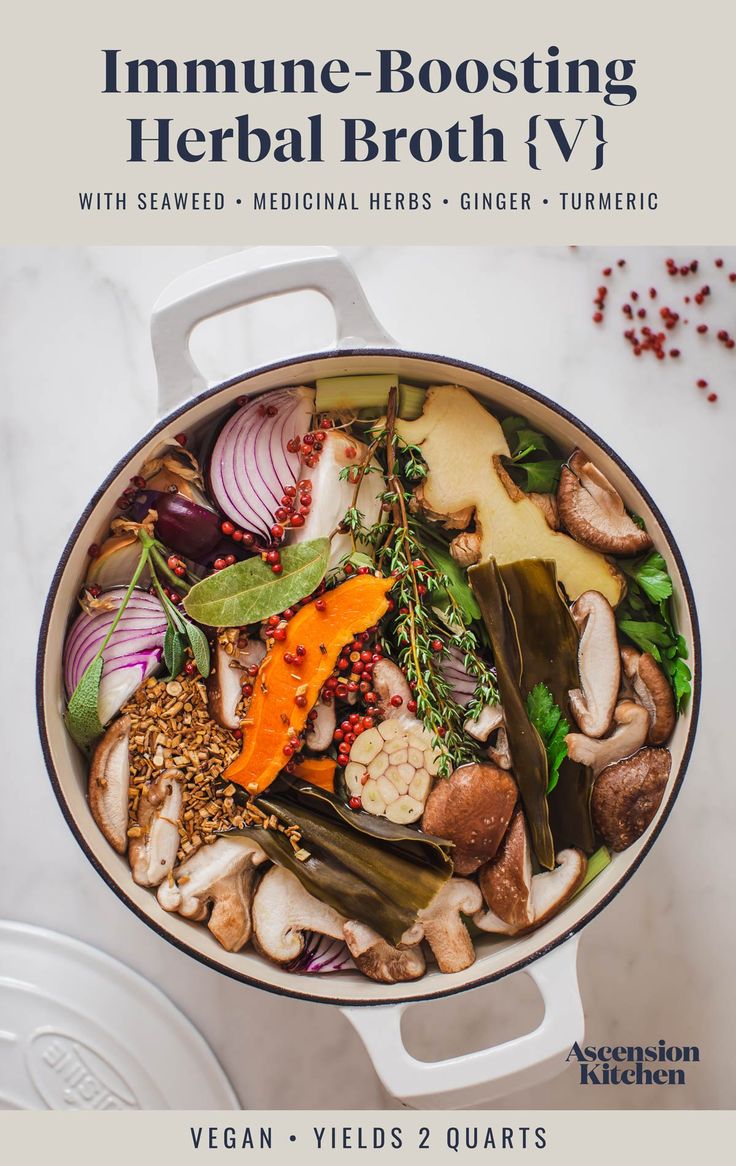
xmin=37 ymin=246 xmax=700 ymax=1109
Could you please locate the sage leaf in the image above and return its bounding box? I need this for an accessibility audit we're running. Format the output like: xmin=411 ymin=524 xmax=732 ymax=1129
xmin=64 ymin=657 xmax=105 ymax=750
xmin=184 ymin=619 xmax=211 ymax=677
xmin=163 ymin=626 xmax=186 ymax=680
xmin=183 ymin=537 xmax=330 ymax=627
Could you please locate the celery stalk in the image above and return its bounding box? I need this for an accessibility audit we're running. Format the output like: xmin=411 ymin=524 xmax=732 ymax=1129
xmin=574 ymin=845 xmax=612 ymax=895
xmin=315 ymin=375 xmax=425 ymax=420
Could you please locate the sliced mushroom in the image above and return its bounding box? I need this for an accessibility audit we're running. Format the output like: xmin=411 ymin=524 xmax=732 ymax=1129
xmin=417 ymin=878 xmax=482 ymax=973
xmin=343 ymin=920 xmax=426 ymax=983
xmin=305 ymin=700 xmax=337 ymax=751
xmin=464 ymin=703 xmax=504 ymax=742
xmin=557 ymin=451 xmax=652 ymax=556
xmin=566 ymin=699 xmax=650 ymax=775
xmin=477 ymin=808 xmax=534 ymax=933
xmin=129 ymin=769 xmax=182 ymax=887
xmin=476 ymin=811 xmax=586 ymax=935
xmin=88 ymin=716 xmax=131 ymax=854
xmin=620 ymin=646 xmax=676 ymax=745
xmin=449 ymin=530 xmax=482 ymax=567
xmin=488 ymin=725 xmax=512 ymax=770
xmin=421 ymin=762 xmax=518 ymax=875
xmin=207 ymin=631 xmax=266 ymax=731
xmin=568 ymin=591 xmax=621 ymax=738
xmin=592 ymin=747 xmax=671 ymax=851
xmin=252 ymin=865 xmax=346 ymax=964
xmin=371 ymin=658 xmax=413 ymax=717
xmin=157 ymin=835 xmax=267 ymax=952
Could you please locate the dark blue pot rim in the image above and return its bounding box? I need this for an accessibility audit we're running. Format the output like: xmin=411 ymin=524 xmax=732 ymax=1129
xmin=36 ymin=347 xmax=701 ymax=1008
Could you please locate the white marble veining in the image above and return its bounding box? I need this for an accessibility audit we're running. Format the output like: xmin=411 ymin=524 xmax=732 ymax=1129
xmin=0 ymin=245 xmax=733 ymax=1110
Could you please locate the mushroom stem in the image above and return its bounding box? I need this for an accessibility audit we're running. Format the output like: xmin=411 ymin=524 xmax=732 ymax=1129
xmin=566 ymin=699 xmax=650 ymax=775
xmin=417 ymin=879 xmax=483 ymax=973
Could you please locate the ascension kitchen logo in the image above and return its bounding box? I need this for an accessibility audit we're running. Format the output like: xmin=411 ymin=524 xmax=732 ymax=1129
xmin=568 ymin=1040 xmax=700 ymax=1086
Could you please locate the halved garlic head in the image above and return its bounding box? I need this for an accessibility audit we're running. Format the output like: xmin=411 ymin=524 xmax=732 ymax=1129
xmin=344 ymin=719 xmax=440 ymax=824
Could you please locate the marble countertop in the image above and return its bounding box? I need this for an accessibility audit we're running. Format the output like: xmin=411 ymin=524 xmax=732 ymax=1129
xmin=1 ymin=244 xmax=732 ymax=1109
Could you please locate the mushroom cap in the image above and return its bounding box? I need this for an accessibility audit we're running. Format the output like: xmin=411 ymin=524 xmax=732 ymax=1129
xmin=343 ymin=920 xmax=426 ymax=983
xmin=418 ymin=878 xmax=482 ymax=973
xmin=568 ymin=590 xmax=621 ymax=739
xmin=252 ymin=865 xmax=346 ymax=964
xmin=88 ymin=716 xmax=131 ymax=854
xmin=592 ymin=747 xmax=671 ymax=851
xmin=621 ymin=646 xmax=676 ymax=746
xmin=557 ymin=451 xmax=652 ymax=556
xmin=566 ymin=698 xmax=650 ymax=775
xmin=421 ymin=763 xmax=518 ymax=875
xmin=478 ymin=808 xmax=533 ymax=933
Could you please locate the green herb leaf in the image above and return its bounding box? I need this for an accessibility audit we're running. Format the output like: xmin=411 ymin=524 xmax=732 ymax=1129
xmin=500 ymin=416 xmax=564 ymax=494
xmin=184 ymin=619 xmax=211 ymax=677
xmin=505 ymin=458 xmax=564 ymax=494
xmin=620 ymin=551 xmax=673 ymax=604
xmin=64 ymin=657 xmax=105 ymax=750
xmin=526 ymin=682 xmax=569 ymax=794
xmin=183 ymin=537 xmax=330 ymax=627
xmin=617 ymin=619 xmax=673 ymax=655
xmin=162 ymin=625 xmax=186 ymax=680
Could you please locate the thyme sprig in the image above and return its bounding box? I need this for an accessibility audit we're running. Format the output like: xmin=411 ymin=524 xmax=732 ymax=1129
xmin=337 ymin=387 xmax=498 ymax=773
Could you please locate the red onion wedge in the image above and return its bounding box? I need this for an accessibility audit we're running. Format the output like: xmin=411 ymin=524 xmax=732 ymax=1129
xmin=208 ymin=387 xmax=314 ymax=541
xmin=63 ymin=588 xmax=167 ymax=725
xmin=284 ymin=933 xmax=355 ymax=974
xmin=441 ymin=646 xmax=478 ymax=707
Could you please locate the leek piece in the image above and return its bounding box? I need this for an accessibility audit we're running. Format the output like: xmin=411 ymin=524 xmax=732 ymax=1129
xmin=575 ymin=845 xmax=612 ymax=895
xmin=315 ymin=375 xmax=426 ymax=420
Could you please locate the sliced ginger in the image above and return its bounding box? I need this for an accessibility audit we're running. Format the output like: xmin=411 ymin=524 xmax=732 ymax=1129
xmin=396 ymin=386 xmax=623 ymax=606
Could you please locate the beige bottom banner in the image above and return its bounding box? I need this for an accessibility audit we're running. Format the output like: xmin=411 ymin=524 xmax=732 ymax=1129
xmin=0 ymin=1111 xmax=732 ymax=1164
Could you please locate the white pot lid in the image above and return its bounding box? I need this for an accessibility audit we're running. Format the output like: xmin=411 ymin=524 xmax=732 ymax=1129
xmin=0 ymin=921 xmax=239 ymax=1110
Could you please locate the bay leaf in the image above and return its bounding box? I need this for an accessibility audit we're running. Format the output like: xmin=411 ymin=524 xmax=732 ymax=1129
xmin=183 ymin=537 xmax=330 ymax=627
xmin=64 ymin=656 xmax=105 ymax=750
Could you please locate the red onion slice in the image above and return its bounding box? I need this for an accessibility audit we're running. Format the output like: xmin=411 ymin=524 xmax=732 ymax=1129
xmin=285 ymin=933 xmax=355 ymax=974
xmin=209 ymin=387 xmax=314 ymax=539
xmin=63 ymin=587 xmax=167 ymax=723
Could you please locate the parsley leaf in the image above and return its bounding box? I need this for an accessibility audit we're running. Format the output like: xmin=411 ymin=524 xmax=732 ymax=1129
xmin=615 ymin=549 xmax=691 ymax=712
xmin=620 ymin=551 xmax=673 ymax=604
xmin=526 ymin=682 xmax=569 ymax=794
xmin=501 ymin=416 xmax=564 ymax=494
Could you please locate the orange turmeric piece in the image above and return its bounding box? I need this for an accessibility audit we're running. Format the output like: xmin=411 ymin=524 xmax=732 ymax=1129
xmin=290 ymin=756 xmax=337 ymax=792
xmin=225 ymin=574 xmax=393 ymax=795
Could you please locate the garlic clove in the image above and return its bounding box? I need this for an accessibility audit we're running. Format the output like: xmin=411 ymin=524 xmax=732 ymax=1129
xmin=350 ymin=727 xmax=384 ymax=765
xmin=386 ymin=795 xmax=423 ymax=824
xmin=377 ymin=776 xmax=400 ymax=803
xmin=367 ymin=752 xmax=389 ymax=779
xmin=361 ymin=780 xmax=387 ymax=815
xmin=378 ymin=720 xmax=402 ymax=741
xmin=345 ymin=762 xmax=367 ymax=795
xmin=409 ymin=768 xmax=431 ymax=802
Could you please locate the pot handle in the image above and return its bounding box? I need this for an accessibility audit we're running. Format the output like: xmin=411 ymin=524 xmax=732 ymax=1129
xmin=151 ymin=246 xmax=396 ymax=417
xmin=342 ymin=936 xmax=583 ymax=1109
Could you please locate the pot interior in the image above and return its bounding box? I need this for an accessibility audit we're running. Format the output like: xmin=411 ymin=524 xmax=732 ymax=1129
xmin=38 ymin=350 xmax=699 ymax=1006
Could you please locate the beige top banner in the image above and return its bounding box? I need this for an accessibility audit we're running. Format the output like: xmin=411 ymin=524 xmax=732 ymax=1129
xmin=2 ymin=0 xmax=733 ymax=243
